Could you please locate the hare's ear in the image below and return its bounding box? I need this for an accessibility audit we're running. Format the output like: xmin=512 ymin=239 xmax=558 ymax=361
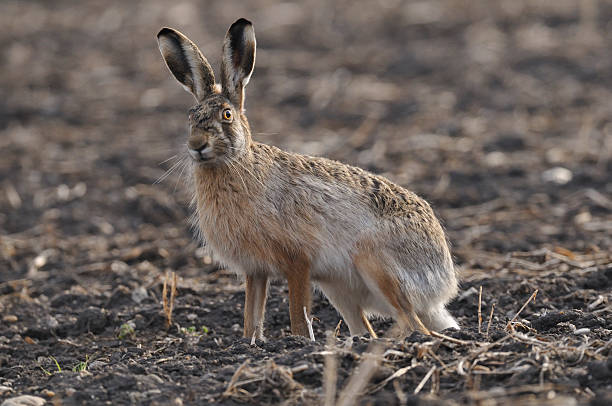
xmin=157 ymin=27 xmax=215 ymax=102
xmin=221 ymin=18 xmax=256 ymax=111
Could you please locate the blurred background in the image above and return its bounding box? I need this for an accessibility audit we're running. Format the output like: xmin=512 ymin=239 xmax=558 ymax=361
xmin=1 ymin=0 xmax=611 ymax=283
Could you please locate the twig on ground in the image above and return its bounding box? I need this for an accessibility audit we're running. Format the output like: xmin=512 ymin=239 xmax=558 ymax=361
xmin=304 ymin=306 xmax=315 ymax=342
xmin=592 ymin=305 xmax=612 ymax=315
xmin=430 ymin=330 xmax=472 ymax=346
xmin=368 ymin=365 xmax=415 ymax=394
xmin=413 ymin=366 xmax=436 ymax=394
xmin=162 ymin=271 xmax=177 ymax=329
xmin=430 ymin=368 xmax=440 ymax=394
xmin=485 ymin=303 xmax=496 ymax=338
xmin=478 ymin=285 xmax=483 ymax=334
xmin=393 ymin=380 xmax=407 ymax=406
xmin=508 ymin=289 xmax=538 ymax=327
xmin=323 ymin=332 xmax=337 ymax=406
xmin=336 ymin=342 xmax=385 ymax=406
xmin=467 ymin=383 xmax=557 ymax=401
xmin=221 ymin=359 xmax=310 ymax=403
xmin=539 ymin=354 xmax=551 ymax=385
xmin=222 ymin=359 xmax=250 ymax=399
xmin=334 ymin=320 xmax=343 ymax=337
xmin=457 ymin=359 xmax=467 ymax=376
xmin=587 ymin=295 xmax=605 ymax=310
xmin=426 ymin=347 xmax=447 ymax=368
xmin=594 ymin=338 xmax=612 ymax=355
xmin=454 ymin=335 xmax=513 ymax=376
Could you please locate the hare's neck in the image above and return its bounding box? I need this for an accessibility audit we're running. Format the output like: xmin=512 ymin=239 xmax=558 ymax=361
xmin=192 ymin=151 xmax=263 ymax=206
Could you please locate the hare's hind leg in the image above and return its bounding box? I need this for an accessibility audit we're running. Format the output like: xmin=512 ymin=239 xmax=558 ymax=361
xmin=317 ymin=281 xmax=376 ymax=337
xmin=353 ymin=246 xmax=430 ymax=336
xmin=244 ymin=274 xmax=269 ymax=339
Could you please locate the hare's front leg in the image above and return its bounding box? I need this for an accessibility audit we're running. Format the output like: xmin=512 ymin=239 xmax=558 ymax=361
xmin=243 ymin=274 xmax=269 ymax=339
xmin=283 ymin=263 xmax=312 ymax=337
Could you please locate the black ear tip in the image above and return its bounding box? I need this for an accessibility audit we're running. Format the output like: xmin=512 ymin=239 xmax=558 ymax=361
xmin=157 ymin=27 xmax=176 ymax=39
xmin=232 ymin=18 xmax=252 ymax=28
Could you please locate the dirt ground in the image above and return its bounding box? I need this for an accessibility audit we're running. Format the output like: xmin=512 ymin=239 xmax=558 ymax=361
xmin=1 ymin=0 xmax=611 ymax=405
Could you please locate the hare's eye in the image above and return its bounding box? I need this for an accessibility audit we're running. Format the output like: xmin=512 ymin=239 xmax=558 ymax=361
xmin=222 ymin=109 xmax=232 ymax=121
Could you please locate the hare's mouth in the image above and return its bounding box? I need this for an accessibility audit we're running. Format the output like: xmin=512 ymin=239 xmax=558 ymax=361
xmin=188 ymin=146 xmax=214 ymax=162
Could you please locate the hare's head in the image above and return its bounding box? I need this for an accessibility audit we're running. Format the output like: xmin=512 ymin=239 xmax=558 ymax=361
xmin=157 ymin=19 xmax=255 ymax=166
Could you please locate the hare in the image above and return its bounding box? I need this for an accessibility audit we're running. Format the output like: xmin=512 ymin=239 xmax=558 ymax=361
xmin=157 ymin=18 xmax=459 ymax=339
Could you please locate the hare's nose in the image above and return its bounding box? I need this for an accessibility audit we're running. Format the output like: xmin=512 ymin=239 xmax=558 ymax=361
xmin=188 ymin=140 xmax=212 ymax=162
xmin=188 ymin=138 xmax=209 ymax=151
xmin=192 ymin=141 xmax=208 ymax=152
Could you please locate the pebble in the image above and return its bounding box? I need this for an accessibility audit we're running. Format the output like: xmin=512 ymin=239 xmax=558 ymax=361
xmin=32 ymin=255 xmax=47 ymax=269
xmin=1 ymin=395 xmax=46 ymax=406
xmin=40 ymin=390 xmax=54 ymax=398
xmin=44 ymin=316 xmax=58 ymax=329
xmin=542 ymin=167 xmax=572 ymax=185
xmin=9 ymin=335 xmax=22 ymax=343
xmin=2 ymin=315 xmax=18 ymax=323
xmin=87 ymin=360 xmax=108 ymax=370
xmin=457 ymin=286 xmax=478 ymax=301
xmin=484 ymin=151 xmax=506 ymax=167
xmin=147 ymin=374 xmax=164 ymax=385
xmin=131 ymin=286 xmax=148 ymax=304
xmin=574 ymin=211 xmax=592 ymax=225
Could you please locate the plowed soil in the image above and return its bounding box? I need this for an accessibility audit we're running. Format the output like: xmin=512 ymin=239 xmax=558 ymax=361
xmin=1 ymin=1 xmax=611 ymax=405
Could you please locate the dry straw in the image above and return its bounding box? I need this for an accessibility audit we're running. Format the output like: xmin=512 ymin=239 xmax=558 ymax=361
xmin=162 ymin=271 xmax=177 ymax=329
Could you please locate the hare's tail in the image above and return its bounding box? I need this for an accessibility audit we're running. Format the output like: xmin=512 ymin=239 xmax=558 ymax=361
xmin=417 ymin=306 xmax=459 ymax=331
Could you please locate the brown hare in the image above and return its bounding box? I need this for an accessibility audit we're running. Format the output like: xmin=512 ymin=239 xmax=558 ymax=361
xmin=157 ymin=18 xmax=459 ymax=339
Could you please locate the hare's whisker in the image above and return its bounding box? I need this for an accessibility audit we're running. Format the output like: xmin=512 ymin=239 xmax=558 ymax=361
xmin=155 ymin=159 xmax=183 ymax=184
xmin=173 ymin=157 xmax=189 ymax=192
xmin=159 ymin=154 xmax=179 ymax=165
xmin=231 ymin=158 xmax=265 ymax=188
xmin=227 ymin=160 xmax=248 ymax=191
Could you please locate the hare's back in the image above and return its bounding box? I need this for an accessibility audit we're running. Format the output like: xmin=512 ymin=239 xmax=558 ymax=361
xmin=254 ymin=143 xmax=450 ymax=261
xmin=255 ymin=143 xmax=439 ymax=224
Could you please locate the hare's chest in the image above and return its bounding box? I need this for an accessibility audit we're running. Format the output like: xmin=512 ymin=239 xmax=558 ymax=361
xmin=194 ymin=193 xmax=278 ymax=273
xmin=197 ymin=199 xmax=251 ymax=249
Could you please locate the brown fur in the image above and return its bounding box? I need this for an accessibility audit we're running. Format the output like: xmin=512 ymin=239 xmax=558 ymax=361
xmin=244 ymin=274 xmax=268 ymax=339
xmin=353 ymin=241 xmax=430 ymax=335
xmin=283 ymin=253 xmax=312 ymax=337
xmin=157 ymin=20 xmax=459 ymax=339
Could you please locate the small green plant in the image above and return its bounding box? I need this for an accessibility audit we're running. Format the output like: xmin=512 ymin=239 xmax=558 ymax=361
xmin=40 ymin=356 xmax=62 ymax=376
xmin=180 ymin=325 xmax=210 ymax=335
xmin=50 ymin=356 xmax=62 ymax=372
xmin=72 ymin=355 xmax=89 ymax=372
xmin=39 ymin=365 xmax=52 ymax=376
xmin=118 ymin=322 xmax=136 ymax=340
